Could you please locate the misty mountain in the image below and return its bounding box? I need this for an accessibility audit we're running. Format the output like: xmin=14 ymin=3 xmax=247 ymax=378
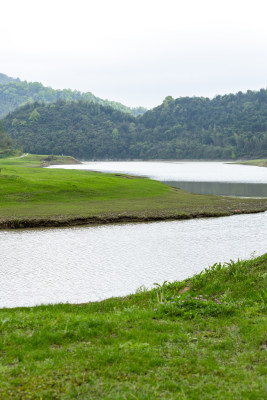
xmin=0 ymin=73 xmax=21 ymax=85
xmin=0 ymin=73 xmax=147 ymax=118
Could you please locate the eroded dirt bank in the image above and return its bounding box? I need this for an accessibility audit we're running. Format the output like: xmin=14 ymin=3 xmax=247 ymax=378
xmin=0 ymin=208 xmax=266 ymax=230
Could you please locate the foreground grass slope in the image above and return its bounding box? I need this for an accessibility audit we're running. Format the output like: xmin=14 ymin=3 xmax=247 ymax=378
xmin=0 ymin=155 xmax=267 ymax=229
xmin=0 ymin=254 xmax=266 ymax=399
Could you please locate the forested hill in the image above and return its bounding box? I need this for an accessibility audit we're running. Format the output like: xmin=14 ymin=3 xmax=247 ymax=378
xmin=0 ymin=73 xmax=147 ymax=118
xmin=0 ymin=73 xmax=21 ymax=85
xmin=2 ymin=89 xmax=267 ymax=160
xmin=137 ymin=91 xmax=267 ymax=159
xmin=2 ymin=102 xmax=136 ymax=159
xmin=0 ymin=122 xmax=12 ymax=155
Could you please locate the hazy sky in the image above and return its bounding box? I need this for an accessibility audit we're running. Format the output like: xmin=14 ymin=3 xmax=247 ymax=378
xmin=1 ymin=0 xmax=267 ymax=108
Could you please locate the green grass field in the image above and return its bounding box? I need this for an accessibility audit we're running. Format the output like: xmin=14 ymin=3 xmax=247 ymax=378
xmin=0 ymin=155 xmax=267 ymax=229
xmin=0 ymin=254 xmax=266 ymax=399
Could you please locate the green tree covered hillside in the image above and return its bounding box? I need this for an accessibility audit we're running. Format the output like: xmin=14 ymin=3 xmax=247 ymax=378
xmin=2 ymin=89 xmax=267 ymax=160
xmin=0 ymin=73 xmax=147 ymax=118
xmin=0 ymin=122 xmax=12 ymax=156
xmin=137 ymin=92 xmax=267 ymax=159
xmin=2 ymin=101 xmax=136 ymax=159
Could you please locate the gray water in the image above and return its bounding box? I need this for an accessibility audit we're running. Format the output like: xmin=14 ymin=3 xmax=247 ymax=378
xmin=51 ymin=161 xmax=267 ymax=197
xmin=165 ymin=181 xmax=267 ymax=197
xmin=0 ymin=212 xmax=266 ymax=308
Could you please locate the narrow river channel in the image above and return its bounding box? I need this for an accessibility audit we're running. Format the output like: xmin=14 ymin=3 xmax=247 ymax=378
xmin=0 ymin=212 xmax=266 ymax=308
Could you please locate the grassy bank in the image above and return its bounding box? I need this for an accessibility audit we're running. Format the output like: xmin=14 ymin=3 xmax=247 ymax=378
xmin=236 ymin=159 xmax=267 ymax=168
xmin=0 ymin=155 xmax=267 ymax=229
xmin=0 ymin=254 xmax=266 ymax=399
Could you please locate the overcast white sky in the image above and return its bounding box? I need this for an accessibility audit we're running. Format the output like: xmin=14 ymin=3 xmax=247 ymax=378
xmin=1 ymin=0 xmax=267 ymax=108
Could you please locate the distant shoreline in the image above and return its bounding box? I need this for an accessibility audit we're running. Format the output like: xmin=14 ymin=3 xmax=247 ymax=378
xmin=233 ymin=159 xmax=267 ymax=168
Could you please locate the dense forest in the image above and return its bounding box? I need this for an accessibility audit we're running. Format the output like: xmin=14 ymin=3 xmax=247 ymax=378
xmin=0 ymin=73 xmax=146 ymax=118
xmin=2 ymin=89 xmax=267 ymax=160
xmin=0 ymin=122 xmax=12 ymax=156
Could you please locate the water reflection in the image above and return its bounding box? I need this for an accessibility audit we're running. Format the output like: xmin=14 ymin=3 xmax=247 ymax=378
xmin=165 ymin=181 xmax=267 ymax=197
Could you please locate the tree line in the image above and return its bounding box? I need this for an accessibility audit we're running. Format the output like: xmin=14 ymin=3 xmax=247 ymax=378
xmin=0 ymin=121 xmax=12 ymax=156
xmin=2 ymin=88 xmax=267 ymax=160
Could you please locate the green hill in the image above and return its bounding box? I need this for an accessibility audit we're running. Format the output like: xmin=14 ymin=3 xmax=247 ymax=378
xmin=136 ymin=92 xmax=267 ymax=159
xmin=0 ymin=121 xmax=12 ymax=156
xmin=0 ymin=73 xmax=147 ymax=118
xmin=2 ymin=88 xmax=267 ymax=160
xmin=0 ymin=73 xmax=21 ymax=85
xmin=2 ymin=101 xmax=136 ymax=159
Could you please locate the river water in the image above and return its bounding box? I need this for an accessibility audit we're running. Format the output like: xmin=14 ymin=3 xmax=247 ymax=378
xmin=1 ymin=162 xmax=267 ymax=308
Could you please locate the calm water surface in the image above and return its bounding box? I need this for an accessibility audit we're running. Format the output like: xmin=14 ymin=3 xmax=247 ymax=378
xmin=1 ymin=212 xmax=266 ymax=308
xmin=51 ymin=161 xmax=267 ymax=197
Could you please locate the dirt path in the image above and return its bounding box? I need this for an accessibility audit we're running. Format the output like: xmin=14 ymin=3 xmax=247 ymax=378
xmin=10 ymin=153 xmax=29 ymax=159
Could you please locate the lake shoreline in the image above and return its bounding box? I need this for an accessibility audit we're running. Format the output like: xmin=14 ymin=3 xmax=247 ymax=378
xmin=0 ymin=207 xmax=266 ymax=230
xmin=1 ymin=154 xmax=267 ymax=230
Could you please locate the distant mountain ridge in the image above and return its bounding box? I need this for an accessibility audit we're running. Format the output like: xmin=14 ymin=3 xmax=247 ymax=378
xmin=2 ymin=88 xmax=267 ymax=160
xmin=0 ymin=73 xmax=21 ymax=85
xmin=0 ymin=73 xmax=147 ymax=118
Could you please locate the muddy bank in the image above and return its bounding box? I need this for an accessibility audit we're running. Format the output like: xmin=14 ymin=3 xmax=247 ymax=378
xmin=0 ymin=208 xmax=266 ymax=230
